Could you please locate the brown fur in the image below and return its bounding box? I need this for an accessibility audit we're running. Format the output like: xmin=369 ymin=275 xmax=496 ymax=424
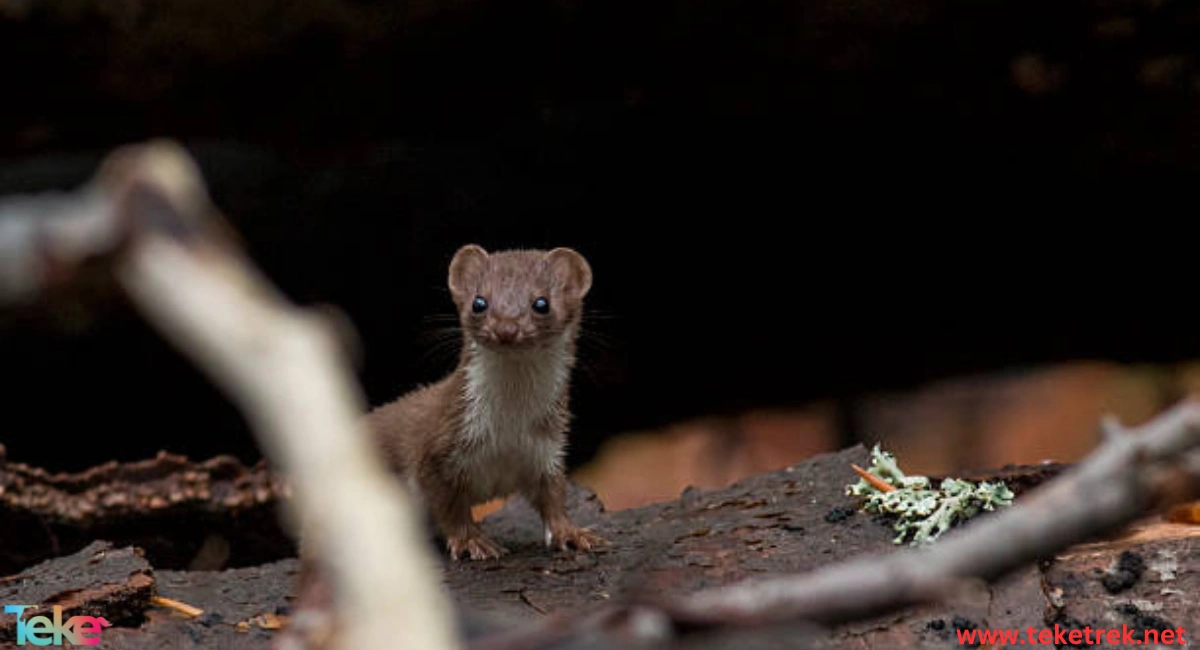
xmin=366 ymin=245 xmax=603 ymax=560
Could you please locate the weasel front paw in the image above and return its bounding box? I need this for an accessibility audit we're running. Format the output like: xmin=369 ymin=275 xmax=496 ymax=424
xmin=548 ymin=525 xmax=605 ymax=552
xmin=447 ymin=533 xmax=507 ymax=561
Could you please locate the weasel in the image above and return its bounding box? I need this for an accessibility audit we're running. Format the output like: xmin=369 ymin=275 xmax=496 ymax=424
xmin=366 ymin=244 xmax=605 ymax=561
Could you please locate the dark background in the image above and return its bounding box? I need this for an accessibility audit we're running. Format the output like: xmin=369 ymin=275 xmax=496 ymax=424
xmin=1 ymin=0 xmax=1196 ymax=472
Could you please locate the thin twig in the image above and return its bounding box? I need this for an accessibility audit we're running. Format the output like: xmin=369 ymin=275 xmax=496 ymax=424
xmin=519 ymin=590 xmax=549 ymax=616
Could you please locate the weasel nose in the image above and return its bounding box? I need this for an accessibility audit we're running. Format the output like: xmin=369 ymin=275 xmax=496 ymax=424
xmin=494 ymin=321 xmax=519 ymax=344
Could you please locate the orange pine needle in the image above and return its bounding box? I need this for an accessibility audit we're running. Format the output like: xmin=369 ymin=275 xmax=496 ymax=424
xmin=152 ymin=596 xmax=204 ymax=618
xmin=851 ymin=464 xmax=896 ymax=493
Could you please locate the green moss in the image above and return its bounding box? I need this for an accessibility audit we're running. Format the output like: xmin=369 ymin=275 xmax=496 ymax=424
xmin=846 ymin=445 xmax=1014 ymax=546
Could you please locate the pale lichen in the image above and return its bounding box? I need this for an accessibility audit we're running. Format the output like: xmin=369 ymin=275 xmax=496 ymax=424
xmin=846 ymin=444 xmax=1015 ymax=546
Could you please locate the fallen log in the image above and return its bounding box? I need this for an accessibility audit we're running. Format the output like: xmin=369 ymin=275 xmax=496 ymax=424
xmin=0 ymin=451 xmax=292 ymax=575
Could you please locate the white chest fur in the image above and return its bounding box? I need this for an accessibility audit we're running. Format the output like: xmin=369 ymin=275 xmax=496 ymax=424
xmin=456 ymin=338 xmax=571 ymax=501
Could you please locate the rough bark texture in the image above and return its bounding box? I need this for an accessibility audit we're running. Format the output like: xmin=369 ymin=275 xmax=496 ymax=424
xmin=0 ymin=446 xmax=1195 ymax=649
xmin=0 ymin=541 xmax=154 ymax=644
xmin=0 ymin=451 xmax=293 ymax=575
xmin=1044 ymin=524 xmax=1198 ymax=645
xmin=98 ymin=561 xmax=300 ymax=650
xmin=447 ymin=447 xmax=898 ymax=625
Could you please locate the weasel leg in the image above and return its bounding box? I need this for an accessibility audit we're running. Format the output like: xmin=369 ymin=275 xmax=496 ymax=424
xmin=546 ymin=522 xmax=604 ymax=552
xmin=529 ymin=472 xmax=606 ymax=552
xmin=422 ymin=469 xmax=508 ymax=561
xmin=446 ymin=529 xmax=508 ymax=561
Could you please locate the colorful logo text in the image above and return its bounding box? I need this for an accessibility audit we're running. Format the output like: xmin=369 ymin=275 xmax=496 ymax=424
xmin=4 ymin=605 xmax=111 ymax=646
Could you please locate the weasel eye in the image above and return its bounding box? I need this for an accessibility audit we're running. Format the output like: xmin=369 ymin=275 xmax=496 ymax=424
xmin=472 ymin=296 xmax=488 ymax=313
xmin=532 ymin=297 xmax=550 ymax=315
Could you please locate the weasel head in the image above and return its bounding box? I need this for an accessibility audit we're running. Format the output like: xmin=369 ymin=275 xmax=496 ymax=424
xmin=448 ymin=244 xmax=592 ymax=352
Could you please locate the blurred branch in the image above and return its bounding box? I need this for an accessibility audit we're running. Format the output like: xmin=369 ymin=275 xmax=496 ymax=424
xmin=0 ymin=140 xmax=459 ymax=650
xmin=665 ymin=397 xmax=1199 ymax=627
xmin=0 ymin=185 xmax=119 ymax=303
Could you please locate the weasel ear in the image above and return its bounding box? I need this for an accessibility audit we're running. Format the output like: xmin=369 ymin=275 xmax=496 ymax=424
xmin=448 ymin=245 xmax=489 ymax=300
xmin=546 ymin=248 xmax=592 ymax=299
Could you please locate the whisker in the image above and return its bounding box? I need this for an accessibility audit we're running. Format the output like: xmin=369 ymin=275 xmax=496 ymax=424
xmin=410 ymin=321 xmax=466 ymax=372
xmin=572 ymin=349 xmax=623 ymax=387
xmin=414 ymin=339 xmax=464 ymax=373
xmin=581 ymin=308 xmax=621 ymax=321
xmin=416 ymin=326 xmax=464 ymax=344
xmin=419 ymin=313 xmax=463 ymax=325
xmin=572 ymin=318 xmax=624 ymax=387
xmin=578 ymin=329 xmax=620 ymax=353
xmin=577 ymin=317 xmax=622 ymax=354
